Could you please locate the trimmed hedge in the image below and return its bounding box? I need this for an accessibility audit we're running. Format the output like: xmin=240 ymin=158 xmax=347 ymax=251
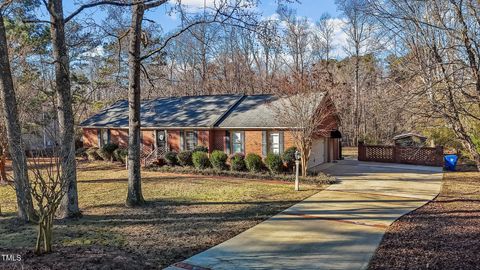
xmin=147 ymin=165 xmax=337 ymax=185
xmin=230 ymin=153 xmax=246 ymax=171
xmin=283 ymin=146 xmax=297 ymax=171
xmin=113 ymin=148 xmax=128 ymax=164
xmin=75 ymin=147 xmax=87 ymax=159
xmin=194 ymin=145 xmax=209 ymax=153
xmin=97 ymin=143 xmax=119 ymax=161
xmin=103 ymin=143 xmax=119 ymax=154
xmin=245 ymin=153 xmax=263 ymax=172
xmin=177 ymin=150 xmax=193 ymax=166
xmin=86 ymin=147 xmax=101 ymax=161
xmin=210 ymin=150 xmax=228 ymax=170
xmin=192 ymin=151 xmax=210 ymax=169
xmin=164 ymin=151 xmax=178 ymax=166
xmin=265 ymin=153 xmax=283 ymax=174
xmin=96 ymin=148 xmax=112 ymax=161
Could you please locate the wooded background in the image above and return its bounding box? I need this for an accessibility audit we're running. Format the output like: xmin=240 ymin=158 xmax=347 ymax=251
xmin=1 ymin=0 xmax=480 ymax=220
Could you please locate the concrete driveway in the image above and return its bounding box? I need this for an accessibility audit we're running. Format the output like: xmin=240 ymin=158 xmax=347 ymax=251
xmin=165 ymin=160 xmax=443 ymax=270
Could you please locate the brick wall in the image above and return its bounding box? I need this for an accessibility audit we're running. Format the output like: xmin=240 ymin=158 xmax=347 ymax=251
xmin=110 ymin=129 xmax=128 ymax=147
xmin=83 ymin=128 xmax=312 ymax=157
xmin=142 ymin=130 xmax=155 ymax=150
xmin=284 ymin=131 xmax=296 ymax=150
xmin=168 ymin=130 xmax=181 ymax=152
xmin=82 ymin=128 xmax=98 ymax=148
xmin=198 ymin=130 xmax=210 ymax=148
xmin=212 ymin=130 xmax=225 ymax=151
xmin=245 ymin=130 xmax=262 ymax=156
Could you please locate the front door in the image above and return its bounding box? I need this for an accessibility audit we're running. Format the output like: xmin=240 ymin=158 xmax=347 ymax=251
xmin=156 ymin=130 xmax=167 ymax=151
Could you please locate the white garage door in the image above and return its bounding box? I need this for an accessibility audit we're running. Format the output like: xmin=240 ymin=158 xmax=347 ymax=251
xmin=308 ymin=138 xmax=325 ymax=169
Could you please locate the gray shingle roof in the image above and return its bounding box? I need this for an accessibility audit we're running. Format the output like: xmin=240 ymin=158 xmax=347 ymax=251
xmin=80 ymin=95 xmax=243 ymax=128
xmin=216 ymin=95 xmax=286 ymax=128
xmin=80 ymin=93 xmax=327 ymax=129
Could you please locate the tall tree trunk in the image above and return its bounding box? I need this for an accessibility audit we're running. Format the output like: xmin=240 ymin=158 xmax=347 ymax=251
xmin=48 ymin=0 xmax=80 ymax=218
xmin=353 ymin=52 xmax=360 ymax=146
xmin=126 ymin=2 xmax=145 ymax=207
xmin=0 ymin=13 xmax=36 ymax=222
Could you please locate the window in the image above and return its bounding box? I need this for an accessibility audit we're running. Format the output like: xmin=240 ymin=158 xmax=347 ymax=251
xmin=269 ymin=132 xmax=280 ymax=154
xmin=185 ymin=131 xmax=197 ymax=151
xmin=231 ymin=131 xmax=244 ymax=153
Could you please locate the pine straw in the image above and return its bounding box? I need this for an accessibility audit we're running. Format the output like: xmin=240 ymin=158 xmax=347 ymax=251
xmin=368 ymin=171 xmax=480 ymax=269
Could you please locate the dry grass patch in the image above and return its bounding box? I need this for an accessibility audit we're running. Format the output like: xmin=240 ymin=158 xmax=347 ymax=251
xmin=368 ymin=171 xmax=480 ymax=269
xmin=0 ymin=161 xmax=326 ymax=270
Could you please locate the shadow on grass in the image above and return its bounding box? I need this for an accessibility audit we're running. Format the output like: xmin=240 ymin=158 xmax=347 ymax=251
xmin=0 ymin=197 xmax=304 ymax=269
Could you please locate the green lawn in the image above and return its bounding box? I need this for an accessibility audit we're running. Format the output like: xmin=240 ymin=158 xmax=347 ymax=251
xmin=0 ymin=161 xmax=326 ymax=269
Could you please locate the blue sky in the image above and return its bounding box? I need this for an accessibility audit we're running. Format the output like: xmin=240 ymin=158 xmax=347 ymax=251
xmin=56 ymin=0 xmax=340 ymax=32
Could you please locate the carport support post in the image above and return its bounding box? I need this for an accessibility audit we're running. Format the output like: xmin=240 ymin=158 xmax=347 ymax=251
xmin=295 ymin=160 xmax=300 ymax=191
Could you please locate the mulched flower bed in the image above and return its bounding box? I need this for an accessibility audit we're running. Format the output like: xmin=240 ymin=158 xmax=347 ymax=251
xmin=146 ymin=165 xmax=337 ymax=185
xmin=368 ymin=171 xmax=480 ymax=269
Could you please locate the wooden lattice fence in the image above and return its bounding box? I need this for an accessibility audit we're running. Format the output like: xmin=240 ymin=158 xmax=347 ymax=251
xmin=358 ymin=142 xmax=444 ymax=166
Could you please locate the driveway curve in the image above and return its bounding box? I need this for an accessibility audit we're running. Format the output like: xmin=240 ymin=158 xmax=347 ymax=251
xmin=166 ymin=160 xmax=443 ymax=270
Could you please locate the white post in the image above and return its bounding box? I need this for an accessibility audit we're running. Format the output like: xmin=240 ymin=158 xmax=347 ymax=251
xmin=295 ymin=160 xmax=300 ymax=191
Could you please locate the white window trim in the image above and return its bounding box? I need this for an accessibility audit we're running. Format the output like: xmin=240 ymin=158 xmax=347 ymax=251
xmin=269 ymin=132 xmax=280 ymax=154
xmin=184 ymin=130 xmax=198 ymax=151
xmin=230 ymin=131 xmax=245 ymax=154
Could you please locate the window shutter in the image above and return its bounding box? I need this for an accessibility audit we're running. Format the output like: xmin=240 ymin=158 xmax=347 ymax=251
xmin=241 ymin=131 xmax=245 ymax=153
xmin=107 ymin=129 xmax=111 ymax=144
xmin=279 ymin=131 xmax=284 ymax=154
xmin=97 ymin=129 xmax=102 ymax=147
xmin=225 ymin=131 xmax=231 ymax=155
xmin=180 ymin=131 xmax=184 ymax=151
xmin=194 ymin=131 xmax=198 ymax=147
xmin=261 ymin=131 xmax=267 ymax=157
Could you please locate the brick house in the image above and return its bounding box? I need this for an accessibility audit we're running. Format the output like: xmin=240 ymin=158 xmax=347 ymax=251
xmin=80 ymin=94 xmax=341 ymax=169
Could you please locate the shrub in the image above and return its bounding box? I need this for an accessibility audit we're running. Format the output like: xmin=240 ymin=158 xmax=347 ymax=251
xmin=96 ymin=148 xmax=112 ymax=161
xmin=177 ymin=150 xmax=193 ymax=166
xmin=154 ymin=157 xmax=166 ymax=167
xmin=245 ymin=153 xmax=263 ymax=172
xmin=210 ymin=150 xmax=228 ymax=170
xmin=103 ymin=143 xmax=119 ymax=154
xmin=193 ymin=145 xmax=209 ymax=153
xmin=86 ymin=147 xmax=101 ymax=161
xmin=265 ymin=153 xmax=283 ymax=174
xmin=230 ymin=153 xmax=246 ymax=171
xmin=99 ymin=143 xmax=118 ymax=161
xmin=283 ymin=146 xmax=298 ymax=171
xmin=147 ymin=165 xmax=337 ymax=185
xmin=75 ymin=147 xmax=87 ymax=159
xmin=113 ymin=148 xmax=128 ymax=164
xmin=192 ymin=151 xmax=210 ymax=169
xmin=164 ymin=151 xmax=178 ymax=166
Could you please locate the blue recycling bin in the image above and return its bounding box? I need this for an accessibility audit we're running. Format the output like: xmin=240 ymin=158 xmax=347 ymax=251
xmin=444 ymin=154 xmax=458 ymax=171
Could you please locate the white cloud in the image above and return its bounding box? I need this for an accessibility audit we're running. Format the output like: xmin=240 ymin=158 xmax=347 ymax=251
xmin=329 ymin=18 xmax=349 ymax=58
xmin=178 ymin=0 xmax=215 ymax=8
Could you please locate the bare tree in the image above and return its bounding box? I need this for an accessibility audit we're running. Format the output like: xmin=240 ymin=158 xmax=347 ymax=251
xmin=273 ymin=73 xmax=338 ymax=176
xmin=125 ymin=0 xmax=259 ymax=206
xmin=0 ymin=2 xmax=36 ymax=222
xmin=337 ymin=0 xmax=377 ymax=146
xmin=367 ymin=0 xmax=480 ymax=169
xmin=279 ymin=7 xmax=312 ymax=77
xmin=29 ymin=153 xmax=67 ymax=255
xmin=314 ymin=13 xmax=336 ymax=61
xmin=39 ymin=0 xmax=145 ymax=217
